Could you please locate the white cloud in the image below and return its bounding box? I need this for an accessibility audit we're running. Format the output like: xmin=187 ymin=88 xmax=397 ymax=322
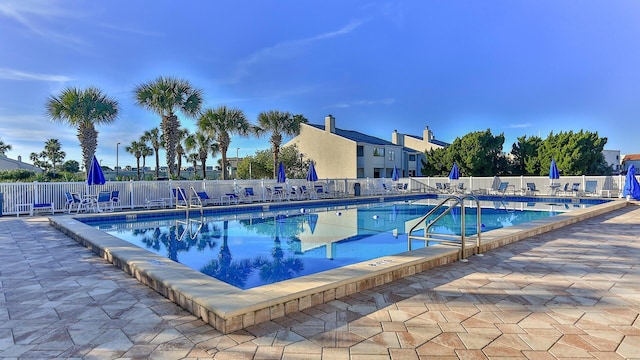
xmin=0 ymin=0 xmax=86 ymax=46
xmin=0 ymin=68 xmax=72 ymax=82
xmin=327 ymin=98 xmax=396 ymax=108
xmin=508 ymin=123 xmax=532 ymax=129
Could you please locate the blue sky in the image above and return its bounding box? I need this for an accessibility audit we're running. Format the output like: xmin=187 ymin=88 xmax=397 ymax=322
xmin=1 ymin=0 xmax=639 ymax=169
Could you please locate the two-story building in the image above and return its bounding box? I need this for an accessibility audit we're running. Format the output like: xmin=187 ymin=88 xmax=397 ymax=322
xmin=0 ymin=155 xmax=42 ymax=173
xmin=285 ymin=115 xmax=448 ymax=179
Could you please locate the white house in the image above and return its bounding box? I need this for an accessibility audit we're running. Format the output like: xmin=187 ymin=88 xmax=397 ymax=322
xmin=0 ymin=155 xmax=42 ymax=173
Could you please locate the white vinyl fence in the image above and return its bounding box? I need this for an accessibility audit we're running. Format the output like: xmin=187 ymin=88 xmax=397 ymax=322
xmin=0 ymin=175 xmax=629 ymax=216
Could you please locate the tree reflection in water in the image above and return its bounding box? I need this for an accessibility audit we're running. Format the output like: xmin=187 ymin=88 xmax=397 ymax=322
xmin=252 ymin=214 xmax=303 ymax=283
xmin=200 ymin=220 xmax=253 ymax=288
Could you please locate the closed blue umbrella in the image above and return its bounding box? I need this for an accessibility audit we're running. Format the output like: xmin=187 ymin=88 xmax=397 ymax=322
xmin=449 ymin=163 xmax=460 ymax=180
xmin=391 ymin=165 xmax=399 ymax=181
xmin=623 ymin=164 xmax=640 ymax=200
xmin=549 ymin=159 xmax=560 ymax=180
xmin=306 ymin=161 xmax=318 ymax=182
xmin=277 ymin=162 xmax=286 ymax=183
xmin=87 ymin=155 xmax=105 ymax=185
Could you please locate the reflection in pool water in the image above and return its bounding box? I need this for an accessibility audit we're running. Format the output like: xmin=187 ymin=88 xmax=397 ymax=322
xmin=90 ymin=199 xmax=591 ymax=289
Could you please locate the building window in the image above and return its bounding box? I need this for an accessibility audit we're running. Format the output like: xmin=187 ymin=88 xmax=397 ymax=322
xmin=388 ymin=150 xmax=395 ymax=161
xmin=374 ymin=168 xmax=382 ymax=178
xmin=409 ymin=154 xmax=416 ymax=161
xmin=357 ymin=146 xmax=364 ymax=157
xmin=373 ymin=147 xmax=385 ymax=157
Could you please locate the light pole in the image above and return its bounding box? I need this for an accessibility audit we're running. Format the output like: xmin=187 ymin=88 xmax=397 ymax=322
xmin=236 ymin=147 xmax=240 ymax=179
xmin=116 ymin=142 xmax=120 ymax=178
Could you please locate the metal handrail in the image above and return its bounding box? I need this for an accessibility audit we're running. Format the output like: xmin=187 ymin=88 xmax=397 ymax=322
xmin=407 ymin=194 xmax=482 ymax=260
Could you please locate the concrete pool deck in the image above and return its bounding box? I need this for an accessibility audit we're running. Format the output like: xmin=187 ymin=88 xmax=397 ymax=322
xmin=1 ymin=199 xmax=639 ymax=358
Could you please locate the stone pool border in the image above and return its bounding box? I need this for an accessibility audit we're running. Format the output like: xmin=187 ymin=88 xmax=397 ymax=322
xmin=49 ymin=197 xmax=627 ymax=334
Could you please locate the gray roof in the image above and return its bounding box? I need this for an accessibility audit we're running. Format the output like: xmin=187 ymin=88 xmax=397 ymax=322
xmin=410 ymin=134 xmax=450 ymax=148
xmin=308 ymin=124 xmax=422 ymax=153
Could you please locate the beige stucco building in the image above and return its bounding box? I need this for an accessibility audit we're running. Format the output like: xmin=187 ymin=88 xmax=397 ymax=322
xmin=285 ymin=115 xmax=448 ymax=179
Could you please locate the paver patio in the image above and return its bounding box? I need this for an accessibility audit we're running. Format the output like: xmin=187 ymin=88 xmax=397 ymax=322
xmin=0 ymin=204 xmax=638 ymax=359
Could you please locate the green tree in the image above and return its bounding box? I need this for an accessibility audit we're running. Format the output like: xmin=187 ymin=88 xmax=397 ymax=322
xmin=511 ymin=135 xmax=543 ymax=175
xmin=451 ymin=130 xmax=506 ymax=177
xmin=42 ymin=139 xmax=66 ymax=171
xmin=236 ymin=145 xmax=307 ymax=180
xmin=0 ymin=138 xmax=11 ymax=156
xmin=185 ymin=131 xmax=218 ymax=179
xmin=197 ymin=106 xmax=251 ymax=180
xmin=538 ymin=130 xmax=608 ymax=176
xmin=134 ymin=76 xmax=203 ymax=177
xmin=141 ymin=127 xmax=164 ymax=179
xmin=61 ymin=160 xmax=80 ymax=173
xmin=254 ymin=111 xmax=307 ymax=179
xmin=175 ymin=128 xmax=189 ymax=178
xmin=421 ymin=147 xmax=449 ymax=176
xmin=185 ymin=152 xmax=200 ymax=178
xmin=125 ymin=141 xmax=144 ymax=180
xmin=139 ymin=141 xmax=153 ymax=180
xmin=45 ymin=87 xmax=119 ymax=175
xmin=422 ymin=129 xmax=506 ymax=177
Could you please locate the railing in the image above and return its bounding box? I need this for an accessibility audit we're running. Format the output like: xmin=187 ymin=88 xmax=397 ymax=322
xmin=407 ymin=194 xmax=482 ymax=261
xmin=0 ymin=175 xmax=629 ymax=216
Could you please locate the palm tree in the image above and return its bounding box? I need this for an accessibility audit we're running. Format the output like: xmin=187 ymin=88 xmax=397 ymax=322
xmin=134 ymin=77 xmax=203 ymax=177
xmin=43 ymin=138 xmax=66 ymax=171
xmin=185 ymin=131 xmax=218 ymax=179
xmin=141 ymin=128 xmax=163 ymax=179
xmin=0 ymin=138 xmax=11 ymax=156
xmin=186 ymin=152 xmax=199 ymax=176
xmin=139 ymin=142 xmax=153 ymax=180
xmin=197 ymin=106 xmax=251 ymax=180
xmin=255 ymin=111 xmax=307 ymax=179
xmin=175 ymin=128 xmax=189 ymax=178
xmin=125 ymin=141 xmax=143 ymax=180
xmin=46 ymin=87 xmax=119 ymax=174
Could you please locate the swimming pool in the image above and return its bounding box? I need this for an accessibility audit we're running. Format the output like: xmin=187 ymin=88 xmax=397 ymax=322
xmin=82 ymin=195 xmax=606 ymax=290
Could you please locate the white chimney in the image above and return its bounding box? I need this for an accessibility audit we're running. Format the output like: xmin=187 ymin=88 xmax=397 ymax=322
xmin=325 ymin=114 xmax=336 ymax=133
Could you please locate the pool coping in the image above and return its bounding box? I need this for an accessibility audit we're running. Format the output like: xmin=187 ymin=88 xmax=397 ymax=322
xmin=49 ymin=196 xmax=628 ymax=334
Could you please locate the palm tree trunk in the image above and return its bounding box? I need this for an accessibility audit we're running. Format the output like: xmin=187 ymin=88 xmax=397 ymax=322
xmin=78 ymin=123 xmax=98 ymax=176
xmin=154 ymin=146 xmax=160 ymax=178
xmin=201 ymin=159 xmax=207 ymax=179
xmin=136 ymin=156 xmax=141 ymax=180
xmin=161 ymin=114 xmax=179 ymax=177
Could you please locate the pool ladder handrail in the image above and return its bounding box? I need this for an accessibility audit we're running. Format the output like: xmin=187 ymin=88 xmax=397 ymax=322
xmin=174 ymin=186 xmax=204 ymax=214
xmin=174 ymin=186 xmax=205 ymax=241
xmin=407 ymin=194 xmax=482 ymax=261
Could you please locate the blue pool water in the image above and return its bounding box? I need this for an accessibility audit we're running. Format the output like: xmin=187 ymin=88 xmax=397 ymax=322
xmin=83 ymin=197 xmax=604 ymax=290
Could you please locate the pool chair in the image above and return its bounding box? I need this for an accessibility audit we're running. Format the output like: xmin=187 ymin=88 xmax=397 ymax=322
xmin=221 ymin=193 xmax=239 ymax=205
xmin=600 ymin=176 xmax=619 ymax=198
xmin=172 ymin=188 xmax=189 ymax=207
xmin=314 ymin=185 xmax=329 ymax=198
xmin=571 ymin=183 xmax=581 ymax=196
xmin=196 ymin=191 xmax=217 ymax=206
xmin=64 ymin=191 xmax=83 ymax=213
xmin=298 ymin=185 xmax=312 ymax=200
xmin=491 ymin=182 xmax=513 ymax=196
xmin=584 ymin=180 xmax=598 ymax=196
xmin=110 ymin=190 xmax=120 ymax=210
xmin=240 ymin=187 xmax=259 ymax=203
xmin=268 ymin=186 xmax=285 ymax=201
xmin=525 ymin=182 xmax=539 ymax=196
xmin=435 ymin=183 xmax=444 ymax=193
xmin=96 ymin=191 xmax=114 ymax=212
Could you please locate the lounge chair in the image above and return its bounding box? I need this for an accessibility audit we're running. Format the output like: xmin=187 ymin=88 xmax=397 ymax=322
xmin=110 ymin=190 xmax=120 ymax=210
xmin=96 ymin=191 xmax=113 ymax=212
xmin=314 ymin=185 xmax=329 ymax=198
xmin=491 ymin=182 xmax=513 ymax=196
xmin=268 ymin=186 xmax=285 ymax=201
xmin=525 ymin=183 xmax=539 ymax=196
xmin=240 ymin=187 xmax=259 ymax=203
xmin=222 ymin=193 xmax=239 ymax=205
xmin=584 ymin=180 xmax=598 ymax=196
xmin=454 ymin=182 xmax=466 ymax=194
xmin=196 ymin=191 xmax=217 ymax=205
xmin=64 ymin=191 xmax=83 ymax=213
xmin=172 ymin=188 xmax=189 ymax=207
xmin=571 ymin=183 xmax=581 ymax=196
